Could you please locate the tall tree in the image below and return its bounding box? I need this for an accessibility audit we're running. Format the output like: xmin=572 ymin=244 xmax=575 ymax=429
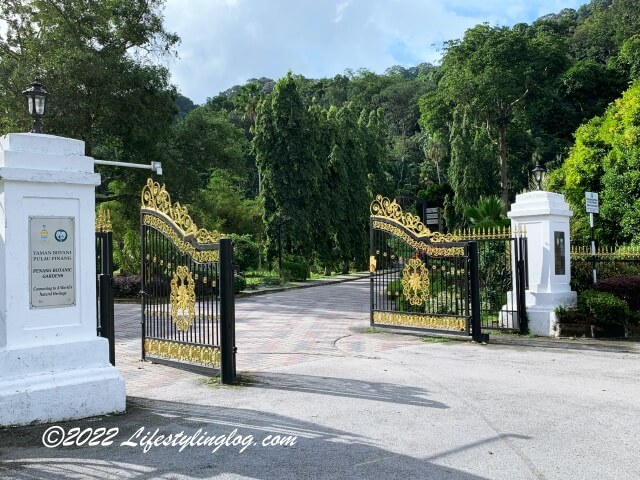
xmin=0 ymin=0 xmax=178 ymax=149
xmin=0 ymin=0 xmax=179 ymax=234
xmin=429 ymin=24 xmax=568 ymax=208
xmin=254 ymin=72 xmax=322 ymax=261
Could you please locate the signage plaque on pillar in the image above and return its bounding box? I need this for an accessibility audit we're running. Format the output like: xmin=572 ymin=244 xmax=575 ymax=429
xmin=29 ymin=216 xmax=76 ymax=308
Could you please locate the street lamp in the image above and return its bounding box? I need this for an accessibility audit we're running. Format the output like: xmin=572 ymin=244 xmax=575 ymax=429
xmin=22 ymin=79 xmax=49 ymax=134
xmin=531 ymin=163 xmax=546 ymax=191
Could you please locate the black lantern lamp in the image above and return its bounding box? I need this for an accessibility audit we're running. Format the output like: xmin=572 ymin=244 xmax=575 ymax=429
xmin=531 ymin=163 xmax=546 ymax=191
xmin=22 ymin=79 xmax=49 ymax=134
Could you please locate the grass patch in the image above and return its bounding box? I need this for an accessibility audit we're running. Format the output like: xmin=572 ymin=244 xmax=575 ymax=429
xmin=420 ymin=337 xmax=451 ymax=343
xmin=364 ymin=327 xmax=382 ymax=334
xmin=200 ymin=372 xmax=257 ymax=389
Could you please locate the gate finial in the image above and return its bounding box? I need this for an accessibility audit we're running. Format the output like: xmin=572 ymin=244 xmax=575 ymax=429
xmin=96 ymin=206 xmax=112 ymax=233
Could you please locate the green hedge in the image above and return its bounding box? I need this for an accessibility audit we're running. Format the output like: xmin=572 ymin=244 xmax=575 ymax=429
xmin=577 ymin=290 xmax=630 ymax=326
xmin=228 ymin=234 xmax=260 ymax=271
xmin=234 ymin=274 xmax=247 ymax=293
xmin=281 ymin=259 xmax=310 ymax=281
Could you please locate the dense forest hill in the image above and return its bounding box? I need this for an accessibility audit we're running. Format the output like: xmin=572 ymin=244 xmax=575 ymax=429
xmin=1 ymin=0 xmax=639 ymax=272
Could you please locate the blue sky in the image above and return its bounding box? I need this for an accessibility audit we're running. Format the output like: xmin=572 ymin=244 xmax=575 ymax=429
xmin=163 ymin=0 xmax=588 ymax=104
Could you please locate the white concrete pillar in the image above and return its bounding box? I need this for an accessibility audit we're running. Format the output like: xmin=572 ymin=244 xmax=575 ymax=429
xmin=0 ymin=133 xmax=125 ymax=426
xmin=508 ymin=191 xmax=577 ymax=336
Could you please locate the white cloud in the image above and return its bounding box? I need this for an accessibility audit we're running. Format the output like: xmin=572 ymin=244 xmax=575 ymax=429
xmin=334 ymin=1 xmax=349 ymax=23
xmin=163 ymin=0 xmax=588 ymax=104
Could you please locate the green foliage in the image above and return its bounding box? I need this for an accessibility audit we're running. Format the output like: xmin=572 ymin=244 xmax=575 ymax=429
xmin=116 ymin=229 xmax=141 ymax=275
xmin=281 ymin=258 xmax=310 ymax=282
xmin=0 ymin=0 xmax=179 ymax=233
xmin=189 ymin=169 xmax=262 ymax=236
xmin=228 ymin=234 xmax=260 ymax=271
xmin=596 ymin=275 xmax=640 ymax=313
xmin=260 ymin=276 xmax=284 ymax=287
xmin=254 ymin=73 xmax=386 ymax=272
xmin=112 ymin=275 xmax=142 ymax=298
xmin=463 ymin=196 xmax=510 ymax=228
xmin=6 ymin=0 xmax=640 ymax=283
xmin=613 ymin=35 xmax=640 ymax=82
xmin=254 ymin=72 xmax=320 ymax=260
xmin=478 ymin=241 xmax=511 ymax=311
xmin=551 ymin=81 xmax=640 ymax=245
xmin=577 ymin=290 xmax=630 ymax=326
xmin=233 ymin=274 xmax=247 ymax=294
xmin=417 ymin=183 xmax=453 ymax=209
xmin=571 ymin=259 xmax=640 ymax=292
xmin=428 ymin=24 xmax=569 ymax=207
xmin=162 ymin=108 xmax=248 ymax=203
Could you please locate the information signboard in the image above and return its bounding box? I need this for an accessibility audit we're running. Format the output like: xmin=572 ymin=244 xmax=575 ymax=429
xmin=585 ymin=192 xmax=599 ymax=214
xmin=29 ymin=216 xmax=76 ymax=308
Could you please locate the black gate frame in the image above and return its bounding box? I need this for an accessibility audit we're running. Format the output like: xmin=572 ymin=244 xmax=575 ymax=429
xmin=369 ymin=195 xmax=485 ymax=342
xmin=96 ymin=208 xmax=115 ymax=366
xmin=140 ymin=179 xmax=236 ymax=383
xmin=474 ymin=234 xmax=528 ymax=333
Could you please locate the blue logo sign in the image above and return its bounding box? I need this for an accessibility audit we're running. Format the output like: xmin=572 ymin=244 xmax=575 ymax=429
xmin=54 ymin=229 xmax=68 ymax=242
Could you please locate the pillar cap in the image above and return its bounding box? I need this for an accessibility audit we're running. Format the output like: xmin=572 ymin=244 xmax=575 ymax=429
xmin=508 ymin=191 xmax=573 ymax=219
xmin=1 ymin=133 xmax=85 ymax=156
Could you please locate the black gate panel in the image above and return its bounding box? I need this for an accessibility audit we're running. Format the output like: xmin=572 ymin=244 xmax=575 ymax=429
xmin=140 ymin=179 xmax=236 ymax=382
xmin=452 ymin=229 xmax=528 ymax=334
xmin=96 ymin=208 xmax=115 ymax=366
xmin=369 ymin=195 xmax=481 ymax=338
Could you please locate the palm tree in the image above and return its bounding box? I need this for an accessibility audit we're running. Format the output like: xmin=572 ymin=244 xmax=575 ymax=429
xmin=463 ymin=196 xmax=510 ymax=229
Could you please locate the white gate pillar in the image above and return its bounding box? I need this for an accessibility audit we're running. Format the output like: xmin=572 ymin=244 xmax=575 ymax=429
xmin=0 ymin=133 xmax=125 ymax=426
xmin=508 ymin=191 xmax=577 ymax=336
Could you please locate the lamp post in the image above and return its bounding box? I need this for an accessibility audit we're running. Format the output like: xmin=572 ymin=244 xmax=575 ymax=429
xmin=531 ymin=163 xmax=546 ymax=191
xmin=22 ymin=79 xmax=49 ymax=134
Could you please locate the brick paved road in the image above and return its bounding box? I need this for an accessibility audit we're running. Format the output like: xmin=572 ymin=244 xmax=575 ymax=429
xmin=115 ymin=278 xmax=418 ymax=396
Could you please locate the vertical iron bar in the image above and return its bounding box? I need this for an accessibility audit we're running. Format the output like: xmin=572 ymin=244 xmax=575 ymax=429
xmin=220 ymin=238 xmax=236 ymax=384
xmin=470 ymin=241 xmax=483 ymax=342
xmin=370 ymin=220 xmax=375 ymax=326
xmin=140 ymin=218 xmax=146 ymax=361
xmin=98 ymin=274 xmax=115 ymax=366
xmin=518 ymin=237 xmax=528 ymax=334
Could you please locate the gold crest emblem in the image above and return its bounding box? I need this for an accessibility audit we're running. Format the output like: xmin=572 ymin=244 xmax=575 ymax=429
xmin=170 ymin=266 xmax=196 ymax=331
xmin=401 ymin=258 xmax=430 ymax=306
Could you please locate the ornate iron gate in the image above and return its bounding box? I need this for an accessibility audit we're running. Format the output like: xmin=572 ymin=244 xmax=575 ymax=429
xmin=369 ymin=195 xmax=484 ymax=341
xmin=477 ymin=235 xmax=527 ymax=333
xmin=448 ymin=228 xmax=528 ymax=333
xmin=140 ymin=179 xmax=236 ymax=382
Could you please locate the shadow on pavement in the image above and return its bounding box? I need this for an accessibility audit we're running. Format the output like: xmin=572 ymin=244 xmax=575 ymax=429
xmin=0 ymin=397 xmax=505 ymax=479
xmin=242 ymin=372 xmax=449 ymax=408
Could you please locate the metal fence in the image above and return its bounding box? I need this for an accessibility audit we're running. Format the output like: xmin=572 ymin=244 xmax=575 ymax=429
xmin=452 ymin=227 xmax=528 ymax=333
xmin=570 ymin=245 xmax=640 ymax=290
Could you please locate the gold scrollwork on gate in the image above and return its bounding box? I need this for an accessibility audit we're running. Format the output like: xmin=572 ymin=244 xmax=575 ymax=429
xmin=144 ymin=339 xmax=220 ymax=367
xmin=372 ymin=221 xmax=464 ymax=257
xmin=370 ymin=195 xmax=460 ymax=244
xmin=401 ymin=258 xmax=430 ymax=306
xmin=373 ymin=311 xmax=465 ymax=331
xmin=142 ymin=215 xmax=219 ymax=263
xmin=141 ymin=178 xmax=222 ymax=244
xmin=170 ymin=266 xmax=196 ymax=331
xmin=369 ymin=256 xmax=377 ymax=273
